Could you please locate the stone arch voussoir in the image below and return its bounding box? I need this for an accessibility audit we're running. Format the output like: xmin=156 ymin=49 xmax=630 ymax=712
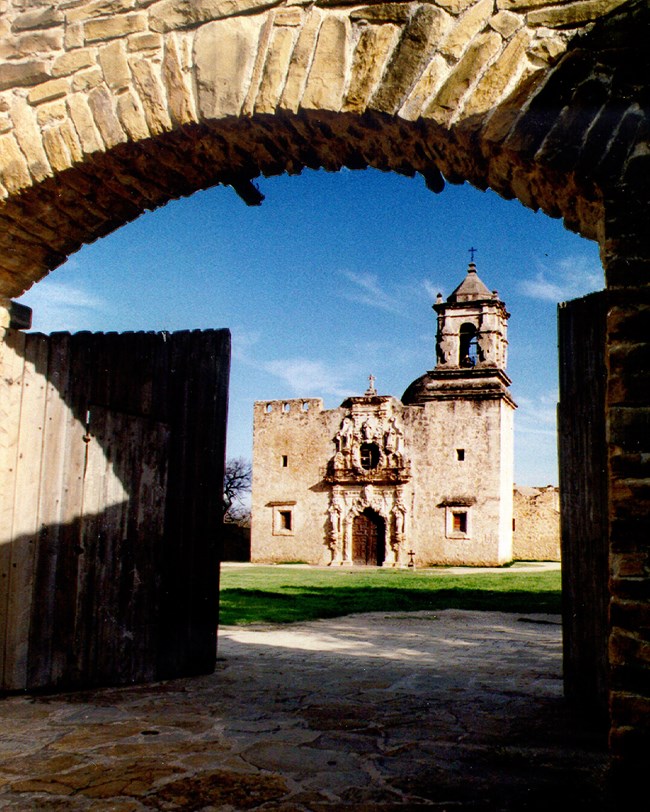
xmin=1 ymin=0 xmax=645 ymax=297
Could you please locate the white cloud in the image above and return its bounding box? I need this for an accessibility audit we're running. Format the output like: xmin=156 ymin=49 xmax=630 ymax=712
xmin=232 ymin=329 xmax=262 ymax=360
xmin=422 ymin=279 xmax=443 ymax=301
xmin=337 ymin=270 xmax=405 ymax=315
xmin=519 ymin=256 xmax=604 ymax=303
xmin=262 ymin=357 xmax=354 ymax=398
xmin=17 ymin=280 xmax=107 ymax=333
xmin=514 ymin=392 xmax=557 ymax=438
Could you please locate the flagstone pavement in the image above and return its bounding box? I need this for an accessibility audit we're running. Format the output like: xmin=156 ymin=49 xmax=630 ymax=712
xmin=0 ymin=610 xmax=610 ymax=811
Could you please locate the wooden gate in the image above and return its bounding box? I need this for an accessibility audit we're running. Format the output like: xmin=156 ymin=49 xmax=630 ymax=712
xmin=0 ymin=328 xmax=230 ymax=692
xmin=558 ymin=291 xmax=609 ymax=722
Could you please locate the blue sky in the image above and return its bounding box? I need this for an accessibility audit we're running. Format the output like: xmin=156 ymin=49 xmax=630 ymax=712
xmin=18 ymin=168 xmax=604 ymax=485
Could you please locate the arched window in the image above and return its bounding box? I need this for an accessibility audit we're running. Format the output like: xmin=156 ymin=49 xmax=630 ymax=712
xmin=459 ymin=323 xmax=479 ymax=367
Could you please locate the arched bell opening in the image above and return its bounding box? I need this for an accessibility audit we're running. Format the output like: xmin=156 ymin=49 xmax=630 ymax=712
xmin=458 ymin=322 xmax=479 ymax=368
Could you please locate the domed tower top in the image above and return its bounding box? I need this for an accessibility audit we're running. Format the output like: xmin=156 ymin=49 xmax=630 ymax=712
xmin=402 ymin=260 xmax=515 ymax=407
xmin=447 ymin=261 xmax=495 ymax=302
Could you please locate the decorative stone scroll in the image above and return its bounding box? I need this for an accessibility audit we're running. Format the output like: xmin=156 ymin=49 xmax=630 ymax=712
xmin=326 ymin=400 xmax=410 ymax=485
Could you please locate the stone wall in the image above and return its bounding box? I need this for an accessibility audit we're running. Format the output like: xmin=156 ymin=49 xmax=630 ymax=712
xmin=512 ymin=485 xmax=560 ymax=561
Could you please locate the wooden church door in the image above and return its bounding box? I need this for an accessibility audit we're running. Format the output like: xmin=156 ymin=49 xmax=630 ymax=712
xmin=352 ymin=509 xmax=386 ymax=566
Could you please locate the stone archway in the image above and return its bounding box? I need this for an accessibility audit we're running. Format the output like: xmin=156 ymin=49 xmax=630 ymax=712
xmin=1 ymin=0 xmax=649 ymax=774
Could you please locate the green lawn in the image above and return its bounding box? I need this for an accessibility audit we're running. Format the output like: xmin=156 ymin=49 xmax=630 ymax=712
xmin=218 ymin=564 xmax=562 ymax=625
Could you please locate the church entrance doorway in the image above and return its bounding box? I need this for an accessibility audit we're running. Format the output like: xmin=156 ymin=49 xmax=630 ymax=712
xmin=352 ymin=509 xmax=386 ymax=566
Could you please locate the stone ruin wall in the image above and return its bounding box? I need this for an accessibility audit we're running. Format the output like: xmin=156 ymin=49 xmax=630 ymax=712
xmin=512 ymin=485 xmax=561 ymax=561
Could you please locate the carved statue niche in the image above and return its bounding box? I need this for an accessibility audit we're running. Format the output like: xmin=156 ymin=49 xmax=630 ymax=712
xmin=392 ymin=492 xmax=407 ymax=538
xmin=335 ymin=415 xmax=354 ymax=452
xmin=384 ymin=416 xmax=404 ymax=467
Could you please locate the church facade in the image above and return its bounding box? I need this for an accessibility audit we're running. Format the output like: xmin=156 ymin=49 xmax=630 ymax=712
xmin=251 ymin=262 xmax=517 ymax=567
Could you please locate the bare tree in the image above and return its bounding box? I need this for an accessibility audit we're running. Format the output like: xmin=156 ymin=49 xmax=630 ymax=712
xmin=223 ymin=457 xmax=252 ymax=524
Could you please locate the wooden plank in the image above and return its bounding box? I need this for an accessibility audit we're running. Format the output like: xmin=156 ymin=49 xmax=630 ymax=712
xmin=558 ymin=291 xmax=609 ymax=722
xmin=186 ymin=330 xmax=230 ymax=671
xmin=3 ymin=333 xmax=49 ymax=688
xmin=0 ymin=329 xmax=27 ymax=690
xmin=27 ymin=332 xmax=72 ymax=689
xmin=72 ymin=332 xmax=115 ymax=686
xmin=158 ymin=329 xmax=230 ymax=679
xmin=48 ymin=333 xmax=96 ymax=687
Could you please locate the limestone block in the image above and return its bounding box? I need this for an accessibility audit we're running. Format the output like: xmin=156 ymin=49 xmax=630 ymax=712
xmin=274 ymin=7 xmax=302 ymax=26
xmin=65 ymin=0 xmax=138 ymax=24
xmin=435 ymin=0 xmax=480 ymax=13
xmin=0 ymin=114 xmax=12 ymax=135
xmin=343 ymin=23 xmax=398 ymax=114
xmin=439 ymin=0 xmax=493 ymax=60
xmin=498 ymin=0 xmax=556 ymax=8
xmin=87 ymin=84 xmax=127 ymax=147
xmin=278 ymin=8 xmax=322 ymax=112
xmin=116 ymin=89 xmax=150 ymax=139
xmin=399 ymin=52 xmax=447 ymax=120
xmin=27 ymin=78 xmax=69 ymax=106
xmin=71 ymin=67 xmax=104 ymax=91
xmin=255 ymin=24 xmax=299 ymax=113
xmin=301 ymin=15 xmax=351 ymax=111
xmin=0 ymin=132 xmax=33 ymax=193
xmin=67 ymin=92 xmax=105 ymax=154
xmin=149 ymin=0 xmax=280 ymax=33
xmin=371 ymin=5 xmax=451 ymax=116
xmin=241 ymin=13 xmax=275 ymax=116
xmin=425 ymin=30 xmax=502 ymax=125
xmin=129 ymin=57 xmax=172 ymax=134
xmin=489 ymin=10 xmax=523 ymax=38
xmin=13 ymin=7 xmax=64 ymax=31
xmin=349 ymin=4 xmax=412 ymax=25
xmin=60 ymin=118 xmax=84 ymax=164
xmin=83 ymin=13 xmax=147 ymax=44
xmin=1 ymin=30 xmax=64 ymax=60
xmin=461 ymin=29 xmax=532 ymax=119
xmin=99 ymin=40 xmax=131 ymax=90
xmin=0 ymin=61 xmax=50 ymax=93
xmin=52 ymin=49 xmax=96 ymax=78
xmin=527 ymin=0 xmax=629 ymax=28
xmin=9 ymin=97 xmax=51 ymax=181
xmin=65 ymin=21 xmax=85 ymax=49
xmin=127 ymin=32 xmax=163 ymax=51
xmin=194 ymin=16 xmax=266 ymax=119
xmin=526 ymin=31 xmax=568 ymax=65
xmin=36 ymin=100 xmax=67 ymax=128
xmin=162 ymin=35 xmax=197 ymax=125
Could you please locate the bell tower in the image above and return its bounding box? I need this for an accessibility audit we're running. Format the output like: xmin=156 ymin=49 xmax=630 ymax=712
xmin=403 ymin=261 xmax=515 ymax=406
